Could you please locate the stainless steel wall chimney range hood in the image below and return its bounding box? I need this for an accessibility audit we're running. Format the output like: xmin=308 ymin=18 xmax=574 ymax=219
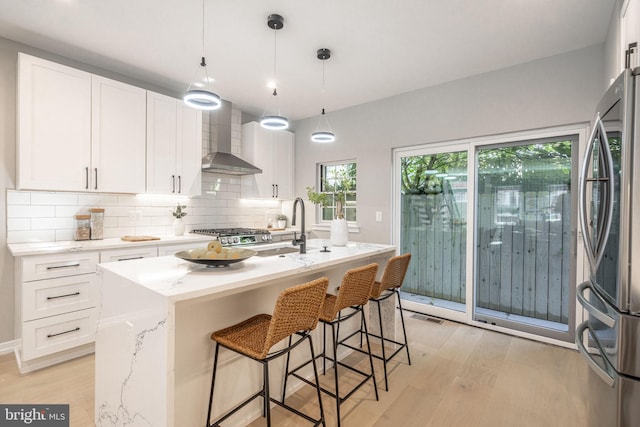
xmin=201 ymin=100 xmax=262 ymax=175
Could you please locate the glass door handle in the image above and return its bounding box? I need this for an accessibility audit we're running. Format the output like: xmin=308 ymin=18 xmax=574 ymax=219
xmin=576 ymin=321 xmax=615 ymax=388
xmin=576 ymin=281 xmax=616 ymax=328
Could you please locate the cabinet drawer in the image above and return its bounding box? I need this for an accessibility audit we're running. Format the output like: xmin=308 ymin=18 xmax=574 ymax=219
xmin=22 ymin=274 xmax=98 ymax=321
xmin=100 ymin=247 xmax=157 ymax=263
xmin=22 ymin=252 xmax=99 ymax=282
xmin=22 ymin=309 xmax=96 ymax=361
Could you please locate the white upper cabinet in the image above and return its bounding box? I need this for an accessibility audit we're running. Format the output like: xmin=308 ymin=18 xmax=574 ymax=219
xmin=17 ymin=53 xmax=92 ymax=191
xmin=146 ymin=92 xmax=202 ymax=196
xmin=91 ymin=75 xmax=146 ymax=193
xmin=17 ymin=53 xmax=146 ymax=193
xmin=241 ymin=121 xmax=294 ymax=200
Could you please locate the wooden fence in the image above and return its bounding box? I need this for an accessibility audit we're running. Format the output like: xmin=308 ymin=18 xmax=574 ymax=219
xmin=400 ymin=192 xmax=571 ymax=324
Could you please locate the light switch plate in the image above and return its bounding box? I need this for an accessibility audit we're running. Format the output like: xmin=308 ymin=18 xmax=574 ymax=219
xmin=375 ymin=211 xmax=383 ymax=222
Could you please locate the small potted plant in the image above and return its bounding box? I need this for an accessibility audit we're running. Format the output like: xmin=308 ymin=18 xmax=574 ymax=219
xmin=172 ymin=203 xmax=187 ymax=236
xmin=306 ymin=185 xmax=349 ymax=246
xmin=276 ymin=214 xmax=287 ymax=229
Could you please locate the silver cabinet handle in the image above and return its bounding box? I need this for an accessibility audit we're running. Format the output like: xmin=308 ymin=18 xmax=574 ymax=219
xmin=46 ymin=292 xmax=80 ymax=300
xmin=275 ymin=184 xmax=279 ymax=198
xmin=94 ymin=168 xmax=98 ymax=190
xmin=178 ymin=176 xmax=182 ymax=193
xmin=576 ymin=281 xmax=616 ymax=328
xmin=85 ymin=167 xmax=89 ymax=189
xmin=172 ymin=175 xmax=176 ymax=193
xmin=47 ymin=327 xmax=80 ymax=338
xmin=575 ymin=321 xmax=615 ymax=387
xmin=117 ymin=256 xmax=143 ymax=261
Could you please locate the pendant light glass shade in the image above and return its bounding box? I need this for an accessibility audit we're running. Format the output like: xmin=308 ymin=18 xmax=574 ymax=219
xmin=183 ymin=0 xmax=221 ymax=111
xmin=260 ymin=14 xmax=289 ymax=130
xmin=311 ymin=48 xmax=335 ymax=143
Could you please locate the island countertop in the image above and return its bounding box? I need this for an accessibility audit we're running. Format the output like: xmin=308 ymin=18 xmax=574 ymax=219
xmin=96 ymin=239 xmax=396 ymax=302
xmin=95 ymin=239 xmax=397 ymax=427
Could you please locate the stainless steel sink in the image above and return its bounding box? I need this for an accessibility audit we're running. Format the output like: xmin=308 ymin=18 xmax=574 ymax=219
xmin=255 ymin=246 xmax=300 ymax=257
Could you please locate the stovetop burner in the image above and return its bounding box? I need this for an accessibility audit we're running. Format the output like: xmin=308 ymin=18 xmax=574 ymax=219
xmin=191 ymin=227 xmax=272 ymax=246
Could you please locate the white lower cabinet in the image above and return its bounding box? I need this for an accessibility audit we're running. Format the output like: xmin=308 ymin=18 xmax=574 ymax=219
xmin=15 ymin=252 xmax=99 ymax=371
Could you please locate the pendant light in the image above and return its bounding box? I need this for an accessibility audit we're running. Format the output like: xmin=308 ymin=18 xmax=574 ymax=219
xmin=311 ymin=48 xmax=335 ymax=143
xmin=183 ymin=0 xmax=221 ymax=110
xmin=260 ymin=14 xmax=289 ymax=130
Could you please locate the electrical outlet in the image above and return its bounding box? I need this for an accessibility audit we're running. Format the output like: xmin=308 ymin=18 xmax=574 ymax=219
xmin=375 ymin=211 xmax=383 ymax=222
xmin=129 ymin=210 xmax=142 ymax=223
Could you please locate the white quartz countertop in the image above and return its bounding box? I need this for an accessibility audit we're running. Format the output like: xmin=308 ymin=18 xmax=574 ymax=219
xmin=97 ymin=239 xmax=396 ymax=302
xmin=7 ymin=229 xmax=298 ymax=257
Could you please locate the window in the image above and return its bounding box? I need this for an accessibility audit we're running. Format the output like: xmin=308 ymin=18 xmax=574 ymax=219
xmin=317 ymin=161 xmax=357 ymax=222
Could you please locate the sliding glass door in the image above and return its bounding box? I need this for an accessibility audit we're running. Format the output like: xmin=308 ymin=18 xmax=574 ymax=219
xmin=474 ymin=137 xmax=578 ymax=340
xmin=397 ymin=145 xmax=469 ymax=322
xmin=394 ymin=131 xmax=580 ymax=341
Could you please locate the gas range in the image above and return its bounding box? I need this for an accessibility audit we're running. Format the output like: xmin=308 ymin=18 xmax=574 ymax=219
xmin=191 ymin=227 xmax=273 ymax=246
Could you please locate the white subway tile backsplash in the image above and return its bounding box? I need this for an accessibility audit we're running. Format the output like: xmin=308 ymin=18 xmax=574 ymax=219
xmin=31 ymin=217 xmax=75 ymax=230
xmin=6 ymin=190 xmax=30 ymax=204
xmin=8 ymin=205 xmax=55 ymax=218
xmin=31 ymin=192 xmax=78 ymax=206
xmin=7 ymin=218 xmax=30 ymax=231
xmin=7 ymin=230 xmax=56 ymax=244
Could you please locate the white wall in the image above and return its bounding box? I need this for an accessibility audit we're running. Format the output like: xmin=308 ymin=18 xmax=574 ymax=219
xmin=292 ymin=45 xmax=605 ymax=245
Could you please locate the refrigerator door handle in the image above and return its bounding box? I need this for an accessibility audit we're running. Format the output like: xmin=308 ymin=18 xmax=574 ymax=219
xmin=579 ymin=118 xmax=599 ymax=269
xmin=576 ymin=321 xmax=616 ymax=388
xmin=577 ymin=281 xmax=616 ymax=328
xmin=579 ymin=116 xmax=616 ymax=270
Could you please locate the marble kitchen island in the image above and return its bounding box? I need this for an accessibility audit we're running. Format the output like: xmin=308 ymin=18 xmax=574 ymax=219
xmin=95 ymin=239 xmax=396 ymax=427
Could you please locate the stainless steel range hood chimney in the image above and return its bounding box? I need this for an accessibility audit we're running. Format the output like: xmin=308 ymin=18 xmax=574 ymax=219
xmin=201 ymin=100 xmax=262 ymax=175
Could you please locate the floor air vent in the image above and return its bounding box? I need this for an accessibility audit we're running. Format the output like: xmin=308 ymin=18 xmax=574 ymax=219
xmin=410 ymin=313 xmax=444 ymax=324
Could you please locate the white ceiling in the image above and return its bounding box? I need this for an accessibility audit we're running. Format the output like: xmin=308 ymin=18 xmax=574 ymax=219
xmin=0 ymin=0 xmax=616 ymax=121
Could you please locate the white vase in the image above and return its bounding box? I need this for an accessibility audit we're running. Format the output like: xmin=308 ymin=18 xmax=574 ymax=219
xmin=173 ymin=218 xmax=185 ymax=236
xmin=330 ymin=218 xmax=348 ymax=246
xmin=277 ymin=220 xmax=286 ymax=229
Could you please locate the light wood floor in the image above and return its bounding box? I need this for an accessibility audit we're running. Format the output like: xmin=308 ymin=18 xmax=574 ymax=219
xmin=0 ymin=314 xmax=588 ymax=427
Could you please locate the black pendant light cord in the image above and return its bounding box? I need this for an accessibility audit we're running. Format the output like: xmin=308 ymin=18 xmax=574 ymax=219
xmin=272 ymin=26 xmax=278 ymax=96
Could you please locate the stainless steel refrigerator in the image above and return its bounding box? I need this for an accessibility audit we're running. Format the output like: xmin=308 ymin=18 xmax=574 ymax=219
xmin=576 ymin=67 xmax=640 ymax=427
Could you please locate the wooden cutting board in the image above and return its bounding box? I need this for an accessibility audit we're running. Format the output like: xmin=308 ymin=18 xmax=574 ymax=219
xmin=121 ymin=235 xmax=161 ymax=242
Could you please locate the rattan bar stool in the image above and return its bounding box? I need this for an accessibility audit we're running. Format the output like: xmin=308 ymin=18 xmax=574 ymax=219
xmin=283 ymin=263 xmax=379 ymax=427
xmin=340 ymin=253 xmax=412 ymax=391
xmin=205 ymin=277 xmax=329 ymax=427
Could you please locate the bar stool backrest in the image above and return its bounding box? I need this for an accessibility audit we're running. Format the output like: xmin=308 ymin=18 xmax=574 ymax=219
xmin=371 ymin=253 xmax=412 ymax=298
xmin=333 ymin=263 xmax=379 ymax=315
xmin=263 ymin=277 xmax=329 ymax=357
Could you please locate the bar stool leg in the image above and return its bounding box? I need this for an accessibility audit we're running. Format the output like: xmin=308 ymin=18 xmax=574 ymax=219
xmin=331 ymin=322 xmax=341 ymax=427
xmin=307 ymin=335 xmax=327 ymax=427
xmin=263 ymin=360 xmax=271 ymax=426
xmin=396 ymin=290 xmax=411 ymax=365
xmin=361 ymin=310 xmax=379 ymax=401
xmin=322 ymin=323 xmax=327 ymax=375
xmin=206 ymin=343 xmax=220 ymax=427
xmin=282 ymin=335 xmax=293 ymax=403
xmin=376 ymin=298 xmax=389 ymax=391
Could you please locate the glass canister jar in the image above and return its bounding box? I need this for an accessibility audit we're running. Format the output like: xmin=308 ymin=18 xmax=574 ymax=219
xmin=90 ymin=208 xmax=105 ymax=240
xmin=74 ymin=214 xmax=91 ymax=241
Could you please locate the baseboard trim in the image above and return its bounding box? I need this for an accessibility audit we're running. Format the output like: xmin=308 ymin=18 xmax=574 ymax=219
xmin=0 ymin=339 xmax=19 ymax=355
